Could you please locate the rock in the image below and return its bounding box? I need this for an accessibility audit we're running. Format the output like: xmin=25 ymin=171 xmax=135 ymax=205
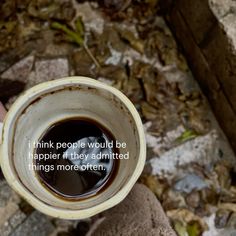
xmin=0 ymin=181 xmax=22 ymax=235
xmin=0 ymin=50 xmax=26 ymax=74
xmin=0 ymin=221 xmax=12 ymax=236
xmin=0 ymin=210 xmax=27 ymax=236
xmin=90 ymin=184 xmax=176 ymax=236
xmin=4 ymin=57 xmax=70 ymax=107
xmin=0 ymin=181 xmax=15 ymax=208
xmin=1 ymin=56 xmax=70 ymax=102
xmin=32 ymin=58 xmax=69 ymax=85
xmin=22 ymin=57 xmax=70 ymax=89
xmin=9 ymin=211 xmax=26 ymax=228
xmin=1 ymin=55 xmax=34 ymax=81
xmin=12 ymin=211 xmax=54 ymax=236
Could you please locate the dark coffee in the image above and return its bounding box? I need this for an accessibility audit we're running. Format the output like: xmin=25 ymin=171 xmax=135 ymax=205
xmin=35 ymin=118 xmax=119 ymax=200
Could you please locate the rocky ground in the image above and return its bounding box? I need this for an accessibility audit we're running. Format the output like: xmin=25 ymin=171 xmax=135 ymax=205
xmin=0 ymin=0 xmax=236 ymax=235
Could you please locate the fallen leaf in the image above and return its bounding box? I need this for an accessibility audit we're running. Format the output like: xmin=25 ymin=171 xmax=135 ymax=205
xmin=167 ymin=208 xmax=208 ymax=231
xmin=174 ymin=220 xmax=188 ymax=236
xmin=186 ymin=221 xmax=202 ymax=236
xmin=175 ymin=130 xmax=198 ymax=143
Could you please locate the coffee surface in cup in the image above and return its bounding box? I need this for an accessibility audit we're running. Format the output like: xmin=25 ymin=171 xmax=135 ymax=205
xmin=35 ymin=118 xmax=119 ymax=200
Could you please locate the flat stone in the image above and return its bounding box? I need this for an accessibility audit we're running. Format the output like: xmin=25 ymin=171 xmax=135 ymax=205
xmin=0 ymin=221 xmax=12 ymax=236
xmin=4 ymin=57 xmax=69 ymax=107
xmin=9 ymin=211 xmax=26 ymax=229
xmin=0 ymin=181 xmax=13 ymax=208
xmin=0 ymin=181 xmax=21 ymax=233
xmin=12 ymin=211 xmax=54 ymax=236
xmin=0 ymin=202 xmax=19 ymax=228
xmin=1 ymin=57 xmax=69 ymax=90
xmin=0 ymin=42 xmax=34 ymax=74
xmin=1 ymin=55 xmax=35 ymax=81
xmin=29 ymin=58 xmax=69 ymax=87
xmin=0 ymin=210 xmax=26 ymax=236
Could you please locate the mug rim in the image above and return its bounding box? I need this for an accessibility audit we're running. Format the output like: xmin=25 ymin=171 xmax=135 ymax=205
xmin=0 ymin=76 xmax=146 ymax=219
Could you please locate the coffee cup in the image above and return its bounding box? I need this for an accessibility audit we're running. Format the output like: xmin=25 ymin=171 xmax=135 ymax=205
xmin=0 ymin=76 xmax=146 ymax=219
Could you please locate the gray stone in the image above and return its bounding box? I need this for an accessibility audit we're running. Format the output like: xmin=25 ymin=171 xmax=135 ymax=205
xmin=1 ymin=56 xmax=35 ymax=82
xmin=5 ymin=57 xmax=70 ymax=107
xmin=12 ymin=211 xmax=54 ymax=236
xmin=9 ymin=211 xmax=26 ymax=228
xmin=2 ymin=57 xmax=70 ymax=90
xmin=0 ymin=211 xmax=26 ymax=236
xmin=0 ymin=221 xmax=13 ymax=236
xmin=0 ymin=181 xmax=22 ymax=235
xmin=0 ymin=181 xmax=13 ymax=207
xmin=28 ymin=58 xmax=70 ymax=87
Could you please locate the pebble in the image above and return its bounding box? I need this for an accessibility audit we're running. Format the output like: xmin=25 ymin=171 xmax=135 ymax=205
xmin=12 ymin=211 xmax=54 ymax=236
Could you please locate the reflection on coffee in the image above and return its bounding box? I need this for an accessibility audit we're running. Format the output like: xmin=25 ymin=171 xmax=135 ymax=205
xmin=35 ymin=118 xmax=119 ymax=200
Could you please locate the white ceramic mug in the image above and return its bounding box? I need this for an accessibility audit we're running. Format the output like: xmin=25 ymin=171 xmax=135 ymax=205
xmin=0 ymin=76 xmax=146 ymax=219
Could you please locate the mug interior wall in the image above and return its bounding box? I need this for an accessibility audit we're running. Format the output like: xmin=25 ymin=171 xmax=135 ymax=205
xmin=12 ymin=85 xmax=140 ymax=209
